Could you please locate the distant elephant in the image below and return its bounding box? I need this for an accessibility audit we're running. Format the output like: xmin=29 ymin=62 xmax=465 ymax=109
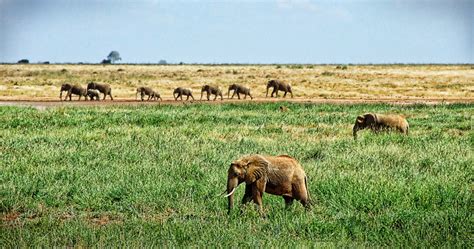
xmin=59 ymin=83 xmax=73 ymax=100
xmin=228 ymin=84 xmax=253 ymax=100
xmin=65 ymin=85 xmax=87 ymax=101
xmin=173 ymin=87 xmax=194 ymax=101
xmin=150 ymin=91 xmax=162 ymax=101
xmin=87 ymin=82 xmax=113 ymax=100
xmin=353 ymin=113 xmax=409 ymax=139
xmin=225 ymin=154 xmax=311 ymax=214
xmin=201 ymin=85 xmax=223 ymax=101
xmin=136 ymin=86 xmax=161 ymax=101
xmin=87 ymin=89 xmax=100 ymax=101
xmin=266 ymin=80 xmax=293 ymax=98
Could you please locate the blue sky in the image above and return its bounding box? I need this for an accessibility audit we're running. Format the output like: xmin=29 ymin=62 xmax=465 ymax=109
xmin=0 ymin=0 xmax=472 ymax=63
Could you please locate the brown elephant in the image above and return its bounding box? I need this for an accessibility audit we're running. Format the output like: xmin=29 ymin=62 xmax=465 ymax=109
xmin=353 ymin=113 xmax=409 ymax=139
xmin=225 ymin=154 xmax=310 ymax=214
xmin=87 ymin=89 xmax=100 ymax=101
xmin=87 ymin=82 xmax=113 ymax=100
xmin=59 ymin=83 xmax=73 ymax=100
xmin=136 ymin=86 xmax=161 ymax=101
xmin=65 ymin=85 xmax=87 ymax=101
xmin=150 ymin=91 xmax=162 ymax=101
xmin=266 ymin=80 xmax=293 ymax=98
xmin=228 ymin=84 xmax=253 ymax=100
xmin=201 ymin=85 xmax=223 ymax=101
xmin=173 ymin=87 xmax=194 ymax=101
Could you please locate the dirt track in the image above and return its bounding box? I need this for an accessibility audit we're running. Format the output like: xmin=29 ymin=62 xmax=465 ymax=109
xmin=0 ymin=97 xmax=472 ymax=110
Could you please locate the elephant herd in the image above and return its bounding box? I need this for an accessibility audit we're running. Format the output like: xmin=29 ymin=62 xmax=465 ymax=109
xmin=59 ymin=80 xmax=294 ymax=101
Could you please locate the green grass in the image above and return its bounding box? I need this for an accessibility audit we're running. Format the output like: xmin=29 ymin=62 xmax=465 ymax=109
xmin=0 ymin=103 xmax=472 ymax=247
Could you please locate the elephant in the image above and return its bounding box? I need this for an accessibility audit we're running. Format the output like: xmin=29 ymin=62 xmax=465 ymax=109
xmin=228 ymin=84 xmax=253 ymax=100
xmin=201 ymin=85 xmax=223 ymax=101
xmin=136 ymin=86 xmax=161 ymax=101
xmin=353 ymin=113 xmax=409 ymax=139
xmin=225 ymin=154 xmax=311 ymax=214
xmin=87 ymin=82 xmax=113 ymax=100
xmin=65 ymin=85 xmax=87 ymax=101
xmin=173 ymin=87 xmax=194 ymax=101
xmin=87 ymin=89 xmax=100 ymax=101
xmin=150 ymin=91 xmax=162 ymax=101
xmin=59 ymin=83 xmax=73 ymax=100
xmin=266 ymin=80 xmax=293 ymax=98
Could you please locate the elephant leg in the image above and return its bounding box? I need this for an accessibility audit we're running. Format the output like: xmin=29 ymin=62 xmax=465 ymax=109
xmin=241 ymin=185 xmax=253 ymax=205
xmin=102 ymin=93 xmax=106 ymax=100
xmin=293 ymin=183 xmax=310 ymax=208
xmin=271 ymin=89 xmax=277 ymax=97
xmin=186 ymin=95 xmax=189 ymax=101
xmin=252 ymin=180 xmax=266 ymax=212
xmin=213 ymin=94 xmax=217 ymax=101
xmin=141 ymin=92 xmax=145 ymax=101
xmin=231 ymin=91 xmax=236 ymax=99
xmin=283 ymin=196 xmax=294 ymax=208
xmin=283 ymin=91 xmax=287 ymax=98
xmin=109 ymin=92 xmax=113 ymax=100
xmin=237 ymin=92 xmax=241 ymax=99
xmin=207 ymin=93 xmax=211 ymax=101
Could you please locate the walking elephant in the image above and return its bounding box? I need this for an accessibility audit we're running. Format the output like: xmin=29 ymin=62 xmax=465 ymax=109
xmin=201 ymin=85 xmax=223 ymax=101
xmin=228 ymin=84 xmax=253 ymax=100
xmin=87 ymin=82 xmax=113 ymax=100
xmin=173 ymin=87 xmax=194 ymax=101
xmin=225 ymin=154 xmax=311 ymax=214
xmin=266 ymin=80 xmax=293 ymax=98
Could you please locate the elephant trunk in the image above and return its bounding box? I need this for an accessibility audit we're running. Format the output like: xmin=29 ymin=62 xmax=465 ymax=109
xmin=353 ymin=125 xmax=359 ymax=139
xmin=59 ymin=90 xmax=63 ymax=101
xmin=266 ymin=86 xmax=270 ymax=97
xmin=226 ymin=177 xmax=238 ymax=214
xmin=200 ymin=90 xmax=204 ymax=100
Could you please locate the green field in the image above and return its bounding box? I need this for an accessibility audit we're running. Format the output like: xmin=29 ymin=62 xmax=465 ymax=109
xmin=1 ymin=103 xmax=472 ymax=247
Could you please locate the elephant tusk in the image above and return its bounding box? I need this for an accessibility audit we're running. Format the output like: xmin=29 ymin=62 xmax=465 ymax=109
xmin=224 ymin=188 xmax=236 ymax=198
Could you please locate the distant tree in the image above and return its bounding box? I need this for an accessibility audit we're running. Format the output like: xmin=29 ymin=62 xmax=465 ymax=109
xmin=43 ymin=61 xmax=50 ymax=64
xmin=101 ymin=59 xmax=111 ymax=64
xmin=107 ymin=51 xmax=121 ymax=63
xmin=17 ymin=59 xmax=29 ymax=64
xmin=158 ymin=59 xmax=167 ymax=65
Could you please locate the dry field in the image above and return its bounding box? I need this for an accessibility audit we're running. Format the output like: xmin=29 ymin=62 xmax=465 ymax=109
xmin=0 ymin=64 xmax=473 ymax=102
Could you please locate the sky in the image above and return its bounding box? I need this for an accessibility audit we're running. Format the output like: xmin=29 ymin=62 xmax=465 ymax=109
xmin=0 ymin=0 xmax=472 ymax=64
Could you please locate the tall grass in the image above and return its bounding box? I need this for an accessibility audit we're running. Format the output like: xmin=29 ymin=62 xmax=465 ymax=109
xmin=0 ymin=103 xmax=472 ymax=247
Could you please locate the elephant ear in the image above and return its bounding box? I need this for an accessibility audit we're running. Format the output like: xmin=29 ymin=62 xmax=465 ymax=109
xmin=245 ymin=155 xmax=270 ymax=184
xmin=356 ymin=115 xmax=364 ymax=123
xmin=363 ymin=113 xmax=377 ymax=125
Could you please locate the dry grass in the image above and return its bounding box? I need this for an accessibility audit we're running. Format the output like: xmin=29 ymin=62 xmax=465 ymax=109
xmin=0 ymin=64 xmax=472 ymax=100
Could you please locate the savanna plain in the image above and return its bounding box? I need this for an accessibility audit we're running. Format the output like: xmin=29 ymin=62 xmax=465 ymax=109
xmin=0 ymin=64 xmax=473 ymax=247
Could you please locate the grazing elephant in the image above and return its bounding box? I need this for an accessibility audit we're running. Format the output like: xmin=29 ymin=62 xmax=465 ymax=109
xmin=65 ymin=85 xmax=87 ymax=101
xmin=228 ymin=84 xmax=253 ymax=100
xmin=201 ymin=85 xmax=223 ymax=101
xmin=87 ymin=82 xmax=113 ymax=100
xmin=136 ymin=86 xmax=161 ymax=101
xmin=225 ymin=154 xmax=310 ymax=214
xmin=87 ymin=89 xmax=100 ymax=101
xmin=173 ymin=87 xmax=194 ymax=101
xmin=266 ymin=80 xmax=293 ymax=98
xmin=353 ymin=113 xmax=409 ymax=139
xmin=60 ymin=83 xmax=73 ymax=100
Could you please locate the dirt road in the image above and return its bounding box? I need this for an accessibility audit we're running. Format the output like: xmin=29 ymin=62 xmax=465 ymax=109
xmin=0 ymin=97 xmax=472 ymax=110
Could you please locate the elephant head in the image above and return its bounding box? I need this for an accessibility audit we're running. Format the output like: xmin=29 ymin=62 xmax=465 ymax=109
xmin=200 ymin=85 xmax=209 ymax=100
xmin=86 ymin=82 xmax=96 ymax=91
xmin=227 ymin=84 xmax=235 ymax=98
xmin=353 ymin=113 xmax=377 ymax=139
xmin=266 ymin=80 xmax=277 ymax=97
xmin=225 ymin=155 xmax=269 ymax=213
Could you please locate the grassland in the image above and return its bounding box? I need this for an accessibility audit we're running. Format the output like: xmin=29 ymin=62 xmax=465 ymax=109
xmin=0 ymin=64 xmax=473 ymax=100
xmin=0 ymin=102 xmax=472 ymax=247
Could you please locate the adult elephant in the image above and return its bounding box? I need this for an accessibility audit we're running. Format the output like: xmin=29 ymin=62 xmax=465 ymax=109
xmin=227 ymin=84 xmax=253 ymax=100
xmin=224 ymin=154 xmax=310 ymax=214
xmin=59 ymin=83 xmax=73 ymax=100
xmin=201 ymin=85 xmax=223 ymax=101
xmin=173 ymin=87 xmax=194 ymax=101
xmin=87 ymin=82 xmax=113 ymax=100
xmin=266 ymin=80 xmax=293 ymax=98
